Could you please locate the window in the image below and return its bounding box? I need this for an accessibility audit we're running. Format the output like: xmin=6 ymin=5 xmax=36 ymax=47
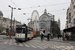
xmin=71 ymin=0 xmax=74 ymax=4
xmin=71 ymin=0 xmax=73 ymax=2
xmin=69 ymin=13 xmax=71 ymax=23
xmin=69 ymin=13 xmax=71 ymax=16
xmin=73 ymin=5 xmax=75 ymax=9
xmin=16 ymin=28 xmax=25 ymax=33
xmin=73 ymin=18 xmax=75 ymax=24
xmin=74 ymin=18 xmax=75 ymax=21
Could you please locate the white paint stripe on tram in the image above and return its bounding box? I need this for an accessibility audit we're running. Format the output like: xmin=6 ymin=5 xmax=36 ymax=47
xmin=26 ymin=42 xmax=37 ymax=48
xmin=4 ymin=40 xmax=8 ymax=44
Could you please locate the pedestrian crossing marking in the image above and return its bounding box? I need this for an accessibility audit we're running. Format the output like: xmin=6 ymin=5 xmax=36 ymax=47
xmin=26 ymin=42 xmax=37 ymax=48
xmin=18 ymin=43 xmax=23 ymax=46
xmin=9 ymin=39 xmax=12 ymax=45
xmin=23 ymin=43 xmax=30 ymax=47
xmin=2 ymin=39 xmax=75 ymax=50
xmin=14 ymin=43 xmax=17 ymax=46
xmin=4 ymin=40 xmax=8 ymax=44
xmin=28 ymin=41 xmax=46 ymax=49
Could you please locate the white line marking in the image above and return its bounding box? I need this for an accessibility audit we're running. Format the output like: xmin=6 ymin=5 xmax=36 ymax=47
xmin=26 ymin=42 xmax=37 ymax=48
xmin=4 ymin=40 xmax=8 ymax=44
xmin=18 ymin=43 xmax=23 ymax=46
xmin=9 ymin=39 xmax=12 ymax=45
xmin=23 ymin=43 xmax=30 ymax=47
xmin=14 ymin=43 xmax=17 ymax=46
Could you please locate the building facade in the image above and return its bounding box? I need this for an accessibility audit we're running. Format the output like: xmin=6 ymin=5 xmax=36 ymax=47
xmin=28 ymin=20 xmax=39 ymax=31
xmin=63 ymin=0 xmax=75 ymax=40
xmin=0 ymin=11 xmax=21 ymax=33
xmin=28 ymin=9 xmax=60 ymax=34
xmin=65 ymin=0 xmax=75 ymax=28
xmin=39 ymin=9 xmax=54 ymax=33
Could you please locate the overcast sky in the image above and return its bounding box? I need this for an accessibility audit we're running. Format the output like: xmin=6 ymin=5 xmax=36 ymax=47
xmin=0 ymin=0 xmax=71 ymax=30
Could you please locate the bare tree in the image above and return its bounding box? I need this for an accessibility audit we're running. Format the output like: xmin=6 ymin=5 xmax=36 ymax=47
xmin=0 ymin=25 xmax=4 ymax=33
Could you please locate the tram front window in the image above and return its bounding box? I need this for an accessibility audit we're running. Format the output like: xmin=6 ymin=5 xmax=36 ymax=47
xmin=16 ymin=28 xmax=25 ymax=33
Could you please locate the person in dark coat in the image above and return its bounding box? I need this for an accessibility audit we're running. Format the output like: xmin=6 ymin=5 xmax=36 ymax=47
xmin=47 ymin=32 xmax=50 ymax=41
xmin=57 ymin=35 xmax=59 ymax=39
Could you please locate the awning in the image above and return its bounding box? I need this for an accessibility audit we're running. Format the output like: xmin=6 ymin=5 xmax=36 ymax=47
xmin=63 ymin=27 xmax=75 ymax=32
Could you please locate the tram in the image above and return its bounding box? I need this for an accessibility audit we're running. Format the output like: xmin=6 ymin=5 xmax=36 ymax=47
xmin=15 ymin=24 xmax=34 ymax=42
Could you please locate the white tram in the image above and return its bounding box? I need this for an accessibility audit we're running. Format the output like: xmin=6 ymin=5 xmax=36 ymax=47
xmin=15 ymin=24 xmax=33 ymax=42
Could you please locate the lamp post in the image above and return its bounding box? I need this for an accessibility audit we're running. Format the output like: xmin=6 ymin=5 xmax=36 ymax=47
xmin=27 ymin=18 xmax=32 ymax=28
xmin=8 ymin=5 xmax=21 ymax=38
xmin=8 ymin=5 xmax=16 ymax=31
xmin=8 ymin=5 xmax=16 ymax=38
xmin=53 ymin=15 xmax=54 ymax=38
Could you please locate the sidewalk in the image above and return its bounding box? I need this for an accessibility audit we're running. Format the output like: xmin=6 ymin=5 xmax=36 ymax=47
xmin=0 ymin=35 xmax=15 ymax=39
xmin=34 ymin=37 xmax=75 ymax=45
xmin=3 ymin=36 xmax=15 ymax=39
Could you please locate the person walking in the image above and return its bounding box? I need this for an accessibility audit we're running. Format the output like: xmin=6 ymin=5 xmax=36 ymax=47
xmin=59 ymin=34 xmax=62 ymax=40
xmin=47 ymin=32 xmax=50 ymax=41
xmin=40 ymin=29 xmax=44 ymax=41
xmin=43 ymin=29 xmax=45 ymax=38
xmin=57 ymin=34 xmax=59 ymax=39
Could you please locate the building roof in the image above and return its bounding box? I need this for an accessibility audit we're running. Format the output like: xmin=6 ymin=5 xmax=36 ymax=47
xmin=0 ymin=11 xmax=3 ymax=16
xmin=39 ymin=9 xmax=52 ymax=19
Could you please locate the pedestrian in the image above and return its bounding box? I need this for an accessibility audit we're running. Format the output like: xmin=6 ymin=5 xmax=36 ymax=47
xmin=59 ymin=34 xmax=62 ymax=40
xmin=51 ymin=34 xmax=53 ymax=39
xmin=57 ymin=34 xmax=59 ymax=39
xmin=47 ymin=32 xmax=50 ymax=41
xmin=43 ymin=29 xmax=45 ymax=39
xmin=40 ymin=29 xmax=44 ymax=41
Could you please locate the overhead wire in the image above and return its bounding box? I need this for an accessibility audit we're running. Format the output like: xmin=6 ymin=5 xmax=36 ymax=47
xmin=21 ymin=2 xmax=70 ymax=9
xmin=11 ymin=0 xmax=18 ymax=8
xmin=20 ymin=9 xmax=66 ymax=15
xmin=10 ymin=0 xmax=70 ymax=16
xmin=11 ymin=0 xmax=24 ymax=15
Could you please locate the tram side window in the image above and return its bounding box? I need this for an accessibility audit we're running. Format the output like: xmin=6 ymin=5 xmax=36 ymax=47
xmin=23 ymin=29 xmax=25 ymax=33
xmin=16 ymin=28 xmax=25 ymax=33
xmin=16 ymin=28 xmax=22 ymax=33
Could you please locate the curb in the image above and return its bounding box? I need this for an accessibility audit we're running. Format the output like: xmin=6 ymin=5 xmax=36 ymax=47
xmin=3 ymin=37 xmax=15 ymax=39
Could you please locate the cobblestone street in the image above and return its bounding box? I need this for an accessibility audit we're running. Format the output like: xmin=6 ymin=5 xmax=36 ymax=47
xmin=0 ymin=37 xmax=75 ymax=50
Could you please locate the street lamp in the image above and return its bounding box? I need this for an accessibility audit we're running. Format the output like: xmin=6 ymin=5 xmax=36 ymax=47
xmin=27 ymin=18 xmax=32 ymax=28
xmin=8 ymin=5 xmax=16 ymax=30
xmin=8 ymin=5 xmax=21 ymax=38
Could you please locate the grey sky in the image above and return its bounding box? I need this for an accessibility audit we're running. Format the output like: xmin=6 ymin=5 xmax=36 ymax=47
xmin=0 ymin=0 xmax=71 ymax=30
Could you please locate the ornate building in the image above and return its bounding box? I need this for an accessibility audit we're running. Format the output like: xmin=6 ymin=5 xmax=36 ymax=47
xmin=0 ymin=11 xmax=21 ymax=33
xmin=39 ymin=9 xmax=54 ymax=33
xmin=28 ymin=9 xmax=60 ymax=33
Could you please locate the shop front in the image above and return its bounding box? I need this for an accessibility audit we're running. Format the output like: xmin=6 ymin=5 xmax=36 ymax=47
xmin=63 ymin=27 xmax=75 ymax=41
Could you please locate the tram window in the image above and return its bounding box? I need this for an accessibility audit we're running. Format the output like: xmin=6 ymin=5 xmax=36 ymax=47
xmin=16 ymin=28 xmax=26 ymax=33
